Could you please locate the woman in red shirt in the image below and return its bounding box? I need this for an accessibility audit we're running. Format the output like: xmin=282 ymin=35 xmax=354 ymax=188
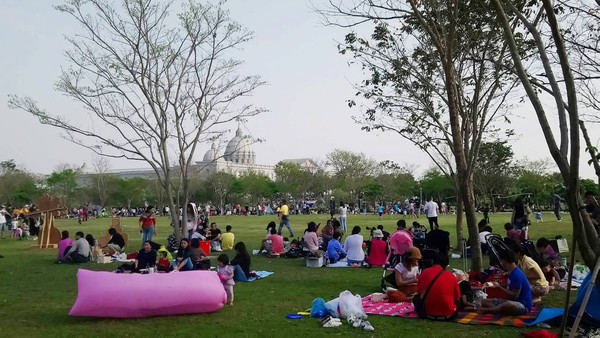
xmin=416 ymin=253 xmax=460 ymax=320
xmin=139 ymin=206 xmax=156 ymax=243
xmin=366 ymin=229 xmax=388 ymax=267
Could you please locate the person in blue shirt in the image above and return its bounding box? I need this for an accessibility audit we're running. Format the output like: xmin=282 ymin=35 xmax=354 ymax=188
xmin=479 ymin=250 xmax=533 ymax=315
xmin=327 ymin=232 xmax=347 ymax=264
xmin=377 ymin=205 xmax=384 ymax=220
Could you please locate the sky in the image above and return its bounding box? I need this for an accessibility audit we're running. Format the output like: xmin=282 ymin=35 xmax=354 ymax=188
xmin=1 ymin=0 xmax=598 ymax=179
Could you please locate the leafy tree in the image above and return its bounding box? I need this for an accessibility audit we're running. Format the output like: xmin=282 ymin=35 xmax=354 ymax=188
xmin=274 ymin=162 xmax=312 ymax=201
xmin=474 ymin=141 xmax=517 ymax=211
xmin=112 ymin=177 xmax=149 ymax=209
xmin=207 ymin=172 xmax=238 ymax=212
xmin=326 ymin=149 xmax=376 ymax=205
xmin=47 ymin=169 xmax=79 ymax=207
xmin=320 ymin=0 xmax=529 ymax=270
xmin=9 ymin=0 xmax=264 ymax=240
xmin=419 ymin=169 xmax=456 ymax=203
xmin=237 ymin=171 xmax=278 ymax=203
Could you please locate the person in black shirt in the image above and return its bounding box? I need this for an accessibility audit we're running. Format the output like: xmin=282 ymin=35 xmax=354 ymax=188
xmin=135 ymin=241 xmax=157 ymax=272
xmin=231 ymin=242 xmax=252 ymax=282
xmin=104 ymin=228 xmax=126 ymax=254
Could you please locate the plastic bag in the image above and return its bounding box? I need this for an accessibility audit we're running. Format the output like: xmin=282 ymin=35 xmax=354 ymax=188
xmin=325 ymin=298 xmax=339 ymax=317
xmin=311 ymin=298 xmax=327 ymax=318
xmin=337 ymin=290 xmax=367 ymax=319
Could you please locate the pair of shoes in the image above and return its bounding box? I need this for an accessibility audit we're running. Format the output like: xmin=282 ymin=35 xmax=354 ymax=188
xmin=360 ymin=320 xmax=374 ymax=332
xmin=320 ymin=316 xmax=342 ymax=328
xmin=346 ymin=315 xmax=361 ymax=328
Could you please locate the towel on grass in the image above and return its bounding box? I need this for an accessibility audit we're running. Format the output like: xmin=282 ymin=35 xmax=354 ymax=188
xmin=361 ymin=296 xmax=417 ymax=318
xmin=247 ymin=271 xmax=274 ymax=282
xmin=455 ymin=307 xmax=540 ymax=327
xmin=328 ymin=260 xmax=350 ymax=268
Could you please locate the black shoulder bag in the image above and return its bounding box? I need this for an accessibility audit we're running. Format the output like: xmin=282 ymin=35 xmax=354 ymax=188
xmin=413 ymin=269 xmax=445 ymax=318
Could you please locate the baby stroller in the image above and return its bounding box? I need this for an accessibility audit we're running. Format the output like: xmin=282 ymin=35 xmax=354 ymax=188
xmin=380 ymin=230 xmax=413 ymax=291
xmin=485 ymin=234 xmax=511 ymax=268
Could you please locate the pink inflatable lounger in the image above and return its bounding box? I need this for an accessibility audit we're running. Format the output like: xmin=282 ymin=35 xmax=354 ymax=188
xmin=69 ymin=269 xmax=227 ymax=318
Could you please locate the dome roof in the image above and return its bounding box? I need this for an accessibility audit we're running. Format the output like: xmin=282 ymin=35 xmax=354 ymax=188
xmin=224 ymin=127 xmax=255 ymax=164
xmin=203 ymin=143 xmax=219 ymax=162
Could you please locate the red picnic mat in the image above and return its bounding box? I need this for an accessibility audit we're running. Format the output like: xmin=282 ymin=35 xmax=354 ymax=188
xmin=361 ymin=297 xmax=418 ymax=318
xmin=455 ymin=307 xmax=540 ymax=327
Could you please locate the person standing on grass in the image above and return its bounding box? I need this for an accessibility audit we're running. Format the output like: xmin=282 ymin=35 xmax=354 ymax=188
xmin=278 ymin=200 xmax=294 ymax=237
xmin=479 ymin=250 xmax=532 ymax=316
xmin=0 ymin=205 xmax=7 ymax=239
xmin=424 ymin=197 xmax=439 ymax=231
xmin=552 ymin=193 xmax=562 ymax=221
xmin=338 ymin=201 xmax=348 ymax=234
xmin=139 ymin=205 xmax=156 ymax=243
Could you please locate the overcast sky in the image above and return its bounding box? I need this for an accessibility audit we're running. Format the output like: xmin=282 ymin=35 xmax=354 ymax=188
xmin=1 ymin=0 xmax=598 ymax=179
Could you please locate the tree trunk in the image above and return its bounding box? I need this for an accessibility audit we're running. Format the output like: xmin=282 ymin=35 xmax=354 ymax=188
xmin=455 ymin=192 xmax=464 ymax=251
xmin=579 ymin=120 xmax=600 ymax=186
xmin=461 ymin=174 xmax=483 ymax=272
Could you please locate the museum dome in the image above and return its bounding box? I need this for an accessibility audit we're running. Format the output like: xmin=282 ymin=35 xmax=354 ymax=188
xmin=203 ymin=143 xmax=219 ymax=162
xmin=224 ymin=127 xmax=255 ymax=164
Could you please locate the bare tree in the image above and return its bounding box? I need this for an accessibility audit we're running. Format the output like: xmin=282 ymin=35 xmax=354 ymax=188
xmin=8 ymin=0 xmax=265 ymax=240
xmin=319 ymin=0 xmax=525 ymax=270
xmin=90 ymin=156 xmax=112 ymax=207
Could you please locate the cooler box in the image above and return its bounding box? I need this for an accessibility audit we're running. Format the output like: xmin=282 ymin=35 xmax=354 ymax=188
xmin=305 ymin=256 xmax=323 ymax=268
xmin=200 ymin=241 xmax=211 ymax=256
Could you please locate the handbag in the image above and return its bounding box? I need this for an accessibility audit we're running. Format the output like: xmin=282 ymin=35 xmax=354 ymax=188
xmin=413 ymin=268 xmax=445 ymax=318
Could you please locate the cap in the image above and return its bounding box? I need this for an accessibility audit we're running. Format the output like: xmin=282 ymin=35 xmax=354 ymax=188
xmin=405 ymin=246 xmax=422 ymax=260
xmin=372 ymin=229 xmax=384 ymax=238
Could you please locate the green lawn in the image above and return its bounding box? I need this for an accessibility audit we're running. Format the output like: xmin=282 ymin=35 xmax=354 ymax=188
xmin=0 ymin=212 xmax=575 ymax=337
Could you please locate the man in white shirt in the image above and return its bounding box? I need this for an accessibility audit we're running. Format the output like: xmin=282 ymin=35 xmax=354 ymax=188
xmin=0 ymin=205 xmax=7 ymax=239
xmin=424 ymin=197 xmax=440 ymax=231
xmin=338 ymin=202 xmax=348 ymax=233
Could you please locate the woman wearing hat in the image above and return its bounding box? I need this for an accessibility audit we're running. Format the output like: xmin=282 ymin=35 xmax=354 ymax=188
xmin=366 ymin=229 xmax=388 ymax=267
xmin=394 ymin=246 xmax=422 ymax=296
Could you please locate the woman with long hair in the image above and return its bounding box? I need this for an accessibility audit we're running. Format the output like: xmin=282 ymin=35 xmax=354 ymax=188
xmin=231 ymin=242 xmax=252 ymax=282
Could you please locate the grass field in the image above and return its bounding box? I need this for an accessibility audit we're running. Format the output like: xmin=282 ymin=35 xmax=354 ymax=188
xmin=0 ymin=212 xmax=575 ymax=337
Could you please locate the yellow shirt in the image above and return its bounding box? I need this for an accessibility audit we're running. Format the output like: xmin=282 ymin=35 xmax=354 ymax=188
xmin=519 ymin=255 xmax=549 ymax=288
xmin=280 ymin=204 xmax=289 ymax=216
xmin=221 ymin=232 xmax=235 ymax=250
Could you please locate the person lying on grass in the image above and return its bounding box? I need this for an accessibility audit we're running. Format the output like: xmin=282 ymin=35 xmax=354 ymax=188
xmin=479 ymin=250 xmax=532 ymax=316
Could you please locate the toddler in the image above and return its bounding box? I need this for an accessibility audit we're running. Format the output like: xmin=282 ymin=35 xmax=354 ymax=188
xmin=535 ymin=211 xmax=543 ymax=223
xmin=156 ymin=251 xmax=171 ymax=272
xmin=217 ymin=254 xmax=235 ymax=305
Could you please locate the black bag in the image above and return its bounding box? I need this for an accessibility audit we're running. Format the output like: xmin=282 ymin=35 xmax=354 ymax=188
xmin=413 ymin=269 xmax=445 ymax=318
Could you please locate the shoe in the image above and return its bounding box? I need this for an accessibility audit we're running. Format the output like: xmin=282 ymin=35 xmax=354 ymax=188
xmin=252 ymin=250 xmax=260 ymax=255
xmin=361 ymin=320 xmax=374 ymax=332
xmin=322 ymin=318 xmax=342 ymax=328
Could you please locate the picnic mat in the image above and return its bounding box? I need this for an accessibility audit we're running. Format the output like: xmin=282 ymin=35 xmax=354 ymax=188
xmin=328 ymin=260 xmax=350 ymax=268
xmin=361 ymin=297 xmax=418 ymax=318
xmin=454 ymin=307 xmax=540 ymax=327
xmin=247 ymin=271 xmax=274 ymax=282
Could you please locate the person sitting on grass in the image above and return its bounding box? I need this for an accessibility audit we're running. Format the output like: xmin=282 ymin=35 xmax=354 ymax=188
xmin=320 ymin=219 xmax=335 ymax=250
xmin=134 ymin=241 xmax=156 ymax=272
xmin=377 ymin=224 xmax=390 ymax=241
xmin=221 ymin=225 xmax=235 ymax=250
xmin=479 ymin=250 xmax=532 ymax=316
xmin=416 ymin=252 xmax=460 ymax=320
xmin=190 ymin=238 xmax=209 ymax=270
xmin=504 ymin=223 xmax=522 ymax=242
xmin=156 ymin=251 xmax=171 ymax=272
xmin=365 ymin=229 xmax=388 ymax=267
xmin=172 ymin=238 xmax=194 ymax=272
xmin=207 ymin=222 xmax=222 ymax=252
xmin=104 ymin=228 xmax=126 ymax=255
xmin=327 ymin=231 xmax=347 ymax=264
xmin=57 ymin=230 xmax=73 ymax=263
xmin=303 ymin=222 xmax=322 ymax=257
xmin=344 ymin=226 xmax=365 ymax=266
xmin=65 ymin=231 xmax=91 ymax=263
xmin=232 ymin=242 xmax=258 ymax=282
xmin=458 ymin=281 xmax=477 ymax=312
xmin=540 ymin=258 xmax=561 ymax=289
xmin=535 ymin=238 xmax=558 ymax=263
xmin=264 ymin=228 xmax=284 ymax=256
xmin=506 ymin=239 xmax=549 ymax=302
xmin=393 ymin=246 xmax=421 ymax=296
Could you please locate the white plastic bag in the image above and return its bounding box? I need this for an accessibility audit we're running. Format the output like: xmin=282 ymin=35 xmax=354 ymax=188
xmin=337 ymin=290 xmax=367 ymax=319
xmin=325 ymin=298 xmax=339 ymax=317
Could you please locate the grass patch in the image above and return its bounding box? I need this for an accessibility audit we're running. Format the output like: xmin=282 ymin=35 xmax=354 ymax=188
xmin=0 ymin=212 xmax=575 ymax=337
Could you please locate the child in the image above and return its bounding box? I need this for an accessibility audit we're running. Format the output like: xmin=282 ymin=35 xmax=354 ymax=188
xmin=156 ymin=251 xmax=171 ymax=272
xmin=535 ymin=238 xmax=558 ymax=263
xmin=217 ymin=254 xmax=235 ymax=305
xmin=458 ymin=280 xmax=477 ymax=311
xmin=11 ymin=219 xmax=18 ymax=238
xmin=540 ymin=258 xmax=560 ymax=289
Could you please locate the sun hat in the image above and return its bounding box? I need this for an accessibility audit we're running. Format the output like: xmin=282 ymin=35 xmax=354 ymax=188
xmin=372 ymin=229 xmax=384 ymax=238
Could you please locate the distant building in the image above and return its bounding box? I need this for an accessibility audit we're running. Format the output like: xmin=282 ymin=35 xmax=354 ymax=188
xmin=77 ymin=127 xmax=319 ymax=186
